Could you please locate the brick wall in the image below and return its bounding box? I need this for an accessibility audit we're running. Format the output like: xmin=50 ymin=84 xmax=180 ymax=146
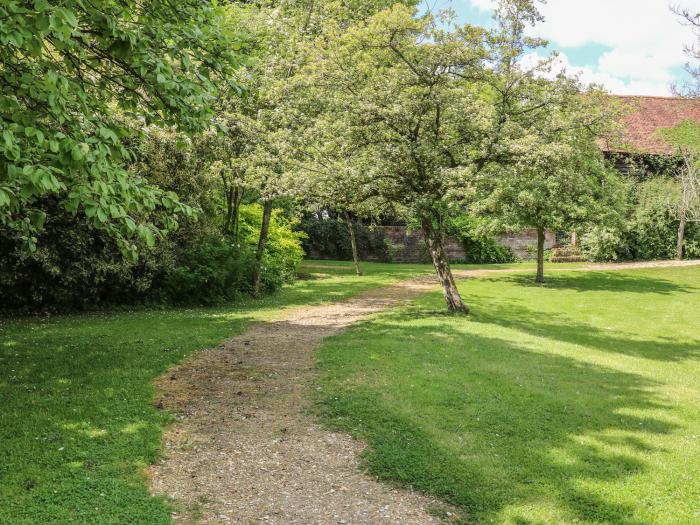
xmin=372 ymin=226 xmax=555 ymax=262
xmin=496 ymin=229 xmax=556 ymax=259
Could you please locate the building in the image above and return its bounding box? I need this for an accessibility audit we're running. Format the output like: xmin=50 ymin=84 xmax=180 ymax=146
xmin=602 ymin=95 xmax=700 ymax=176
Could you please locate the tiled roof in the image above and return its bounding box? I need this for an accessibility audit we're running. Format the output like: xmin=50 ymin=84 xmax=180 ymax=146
xmin=603 ymin=95 xmax=700 ymax=155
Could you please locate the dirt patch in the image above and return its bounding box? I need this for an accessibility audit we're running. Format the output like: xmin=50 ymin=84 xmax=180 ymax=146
xmin=148 ymin=276 xmax=454 ymax=524
xmin=582 ymin=259 xmax=700 ymax=271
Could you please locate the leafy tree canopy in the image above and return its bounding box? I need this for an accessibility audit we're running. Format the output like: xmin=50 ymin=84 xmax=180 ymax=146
xmin=0 ymin=0 xmax=248 ymax=256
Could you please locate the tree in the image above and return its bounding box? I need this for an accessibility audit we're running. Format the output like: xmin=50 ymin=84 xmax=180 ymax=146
xmin=672 ymin=5 xmax=700 ymax=97
xmin=0 ymin=0 xmax=247 ymax=257
xmin=198 ymin=108 xmax=259 ymax=243
xmin=237 ymin=0 xmax=418 ymax=293
xmin=297 ymin=6 xmax=490 ymax=313
xmin=658 ymin=119 xmax=700 ymax=259
xmin=292 ymin=134 xmax=393 ymax=276
xmin=298 ymin=1 xmax=592 ymax=311
xmin=308 ymin=175 xmax=387 ymax=277
xmin=475 ymin=90 xmax=622 ymax=283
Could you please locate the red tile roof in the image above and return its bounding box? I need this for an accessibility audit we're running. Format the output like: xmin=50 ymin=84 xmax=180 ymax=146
xmin=603 ymin=95 xmax=700 ymax=155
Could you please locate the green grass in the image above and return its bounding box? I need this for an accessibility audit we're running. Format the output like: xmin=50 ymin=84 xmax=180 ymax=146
xmin=317 ymin=266 xmax=700 ymax=525
xmin=0 ymin=261 xmax=434 ymax=524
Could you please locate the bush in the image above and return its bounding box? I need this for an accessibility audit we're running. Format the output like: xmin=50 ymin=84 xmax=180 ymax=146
xmin=297 ymin=217 xmax=388 ymax=261
xmin=383 ymin=238 xmax=406 ymax=263
xmin=111 ymin=203 xmax=304 ymax=306
xmin=448 ymin=214 xmax=519 ymax=264
xmin=159 ymin=237 xmax=254 ymax=305
xmin=580 ymin=178 xmax=700 ymax=262
xmin=239 ymin=204 xmax=306 ymax=293
xmin=0 ymin=203 xmax=305 ymax=311
xmin=580 ymin=226 xmax=625 ymax=262
xmin=0 ymin=201 xmax=174 ymax=311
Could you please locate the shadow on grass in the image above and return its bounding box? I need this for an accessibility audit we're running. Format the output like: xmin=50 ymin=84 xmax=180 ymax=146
xmin=0 ymin=310 xmax=258 ymax=523
xmin=0 ymin=268 xmax=421 ymax=522
xmin=464 ymin=274 xmax=700 ymax=362
xmin=505 ymin=271 xmax=697 ymax=295
xmin=318 ymin=319 xmax=677 ymax=524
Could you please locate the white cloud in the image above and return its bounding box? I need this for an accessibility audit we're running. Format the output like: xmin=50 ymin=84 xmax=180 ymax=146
xmin=521 ymin=52 xmax=674 ymax=96
xmin=469 ymin=0 xmax=497 ymax=9
xmin=463 ymin=0 xmax=696 ymax=96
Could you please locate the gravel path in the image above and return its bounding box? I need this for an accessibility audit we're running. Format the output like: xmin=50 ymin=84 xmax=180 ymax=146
xmin=149 ymin=259 xmax=700 ymax=524
xmin=149 ymin=276 xmax=448 ymax=525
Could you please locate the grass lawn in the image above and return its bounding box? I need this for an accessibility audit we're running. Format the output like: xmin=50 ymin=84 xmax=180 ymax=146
xmin=317 ymin=266 xmax=700 ymax=525
xmin=0 ymin=260 xmax=433 ymax=524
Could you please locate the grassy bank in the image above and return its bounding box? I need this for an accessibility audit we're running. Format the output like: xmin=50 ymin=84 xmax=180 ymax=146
xmin=317 ymin=266 xmax=700 ymax=524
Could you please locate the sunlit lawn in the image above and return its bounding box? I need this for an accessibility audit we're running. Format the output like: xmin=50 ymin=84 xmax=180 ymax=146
xmin=317 ymin=266 xmax=700 ymax=525
xmin=3 ymin=260 xmax=697 ymax=524
xmin=0 ymin=261 xmax=432 ymax=524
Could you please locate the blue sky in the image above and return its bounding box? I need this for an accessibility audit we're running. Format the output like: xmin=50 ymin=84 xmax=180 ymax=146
xmin=423 ymin=0 xmax=697 ymax=96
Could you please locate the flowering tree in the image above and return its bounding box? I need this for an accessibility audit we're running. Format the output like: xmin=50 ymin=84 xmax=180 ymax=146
xmin=474 ymin=89 xmax=623 ymax=283
xmin=297 ymin=0 xmax=599 ymax=311
xmin=235 ymin=0 xmax=418 ymax=292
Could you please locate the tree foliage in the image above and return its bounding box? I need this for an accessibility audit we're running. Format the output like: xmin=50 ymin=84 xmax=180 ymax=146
xmin=658 ymin=119 xmax=700 ymax=258
xmin=295 ymin=0 xmax=619 ymax=308
xmin=0 ymin=0 xmax=247 ymax=256
xmin=474 ymin=90 xmax=624 ymax=282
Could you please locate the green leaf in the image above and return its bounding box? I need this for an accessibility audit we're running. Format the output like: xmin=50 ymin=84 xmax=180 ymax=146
xmin=54 ymin=7 xmax=78 ymax=30
xmin=36 ymin=13 xmax=51 ymax=34
xmin=124 ymin=216 xmax=136 ymax=233
xmin=144 ymin=228 xmax=156 ymax=247
xmin=0 ymin=188 xmax=11 ymax=207
xmin=29 ymin=210 xmax=46 ymax=229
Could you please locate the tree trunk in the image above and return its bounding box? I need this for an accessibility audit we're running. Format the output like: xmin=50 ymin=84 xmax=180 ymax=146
xmin=231 ymin=187 xmax=242 ymax=243
xmin=252 ymin=199 xmax=273 ymax=295
xmin=536 ymin=227 xmax=545 ymax=284
xmin=224 ymin=186 xmax=235 ymax=234
xmin=344 ymin=212 xmax=362 ymax=276
xmin=677 ymin=209 xmax=687 ymax=261
xmin=224 ymin=186 xmax=243 ymax=242
xmin=422 ymin=218 xmax=469 ymax=314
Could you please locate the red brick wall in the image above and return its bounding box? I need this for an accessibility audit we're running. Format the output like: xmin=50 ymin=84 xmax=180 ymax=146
xmin=496 ymin=229 xmax=556 ymax=259
xmin=374 ymin=226 xmax=555 ymax=262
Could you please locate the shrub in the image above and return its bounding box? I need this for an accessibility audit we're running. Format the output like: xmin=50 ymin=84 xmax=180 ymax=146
xmin=580 ymin=226 xmax=625 ymax=262
xmin=580 ymin=178 xmax=700 ymax=262
xmin=448 ymin=214 xmax=519 ymax=264
xmin=383 ymin=238 xmax=406 ymax=263
xmin=0 ymin=203 xmax=305 ymax=312
xmin=160 ymin=236 xmax=253 ymax=305
xmin=239 ymin=204 xmax=306 ymax=293
xmin=136 ymin=204 xmax=305 ymax=305
xmin=0 ymin=201 xmax=174 ymax=311
xmin=297 ymin=217 xmax=388 ymax=261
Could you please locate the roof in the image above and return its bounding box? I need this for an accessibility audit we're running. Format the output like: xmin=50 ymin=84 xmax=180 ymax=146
xmin=604 ymin=95 xmax=700 ymax=155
